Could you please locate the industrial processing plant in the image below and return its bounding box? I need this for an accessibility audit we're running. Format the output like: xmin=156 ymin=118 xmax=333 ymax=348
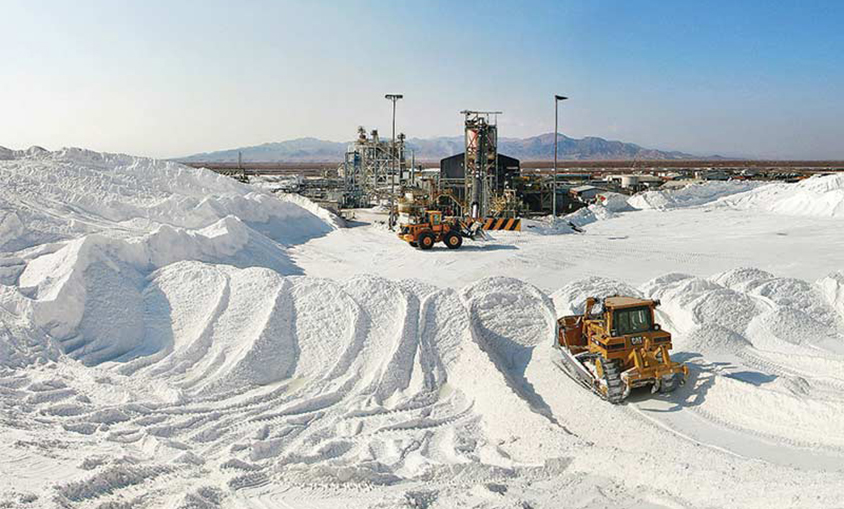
xmin=3 ymin=2 xmax=844 ymax=508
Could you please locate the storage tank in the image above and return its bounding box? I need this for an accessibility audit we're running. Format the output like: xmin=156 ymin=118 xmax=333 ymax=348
xmin=397 ymin=192 xmax=425 ymax=226
xmin=620 ymin=175 xmax=640 ymax=188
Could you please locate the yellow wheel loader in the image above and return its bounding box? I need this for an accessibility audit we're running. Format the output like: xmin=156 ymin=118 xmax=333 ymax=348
xmin=397 ymin=210 xmax=485 ymax=250
xmin=555 ymin=296 xmax=688 ymax=404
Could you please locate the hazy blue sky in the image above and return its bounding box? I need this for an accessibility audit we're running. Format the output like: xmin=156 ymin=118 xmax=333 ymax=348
xmin=2 ymin=0 xmax=843 ymax=159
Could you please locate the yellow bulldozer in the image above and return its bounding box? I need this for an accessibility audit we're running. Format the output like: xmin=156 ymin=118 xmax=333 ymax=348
xmin=555 ymin=295 xmax=688 ymax=403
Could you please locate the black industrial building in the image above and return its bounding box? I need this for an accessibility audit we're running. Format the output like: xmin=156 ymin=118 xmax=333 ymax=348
xmin=439 ymin=153 xmax=520 ymax=190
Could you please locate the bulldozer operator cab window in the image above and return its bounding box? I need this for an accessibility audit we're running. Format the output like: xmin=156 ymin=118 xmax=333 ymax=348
xmin=613 ymin=307 xmax=652 ymax=335
xmin=430 ymin=213 xmax=441 ymax=225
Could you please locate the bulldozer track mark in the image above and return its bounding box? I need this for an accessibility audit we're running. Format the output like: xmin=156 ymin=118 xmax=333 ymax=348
xmin=736 ymin=350 xmax=844 ymax=392
xmin=684 ymin=402 xmax=844 ymax=455
xmin=228 ymin=471 xmax=272 ymax=491
xmin=369 ymin=402 xmax=475 ymax=436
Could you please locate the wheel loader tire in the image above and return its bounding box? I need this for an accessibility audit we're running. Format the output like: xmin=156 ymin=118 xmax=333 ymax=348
xmin=444 ymin=232 xmax=463 ymax=249
xmin=602 ymin=359 xmax=626 ymax=404
xmin=418 ymin=233 xmax=435 ymax=250
xmin=409 ymin=242 xmax=418 ymax=248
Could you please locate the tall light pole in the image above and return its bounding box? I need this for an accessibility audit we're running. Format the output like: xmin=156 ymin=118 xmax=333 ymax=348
xmin=385 ymin=94 xmax=403 ymax=227
xmin=553 ymin=94 xmax=568 ymax=217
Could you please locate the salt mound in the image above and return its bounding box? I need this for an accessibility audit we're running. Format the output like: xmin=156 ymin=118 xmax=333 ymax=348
xmin=0 ymin=148 xmax=340 ymax=365
xmin=526 ymin=193 xmax=633 ymax=233
xmin=628 ymin=181 xmax=759 ymax=210
xmin=690 ymin=288 xmax=759 ymax=333
xmin=639 ymin=272 xmax=700 ymax=298
xmin=0 ymin=261 xmax=574 ymax=496
xmin=641 ymin=270 xmax=844 ymax=356
xmin=640 ymin=274 xmax=759 ymax=335
xmin=0 ymin=311 xmax=59 ymax=369
xmin=0 ymin=284 xmax=60 ymax=369
xmin=763 ymin=307 xmax=832 ymax=347
xmin=682 ymin=323 xmax=751 ymax=355
xmin=598 ymin=192 xmax=634 ymax=212
xmin=0 ymin=147 xmax=337 ymax=251
xmin=185 ymin=267 xmax=356 ymax=393
xmin=462 ymin=277 xmax=555 ymax=362
xmin=521 ymin=216 xmax=579 ymax=235
xmin=818 ymin=271 xmax=844 ymax=322
xmin=724 ymin=174 xmax=844 ymax=218
xmin=551 ymin=276 xmax=641 ymax=316
xmin=710 ymin=267 xmax=776 ymax=292
xmin=89 ymin=269 xmax=557 ymax=481
xmin=8 ymin=218 xmax=301 ymax=364
xmin=0 ymin=145 xmax=46 ymax=161
xmin=107 ymin=264 xmax=385 ymax=396
xmin=565 ymin=193 xmax=633 ymax=228
xmin=565 ymin=206 xmax=606 ymax=229
xmin=752 ymin=277 xmax=835 ymax=326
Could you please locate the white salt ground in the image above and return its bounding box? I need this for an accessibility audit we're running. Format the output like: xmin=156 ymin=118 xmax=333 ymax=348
xmin=1 ymin=149 xmax=844 ymax=508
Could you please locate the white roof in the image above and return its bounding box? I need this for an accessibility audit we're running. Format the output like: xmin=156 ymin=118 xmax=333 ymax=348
xmin=571 ymin=185 xmax=599 ymax=192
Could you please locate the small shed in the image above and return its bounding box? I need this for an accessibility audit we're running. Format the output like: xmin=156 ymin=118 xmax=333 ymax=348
xmin=569 ymin=185 xmax=601 ymax=202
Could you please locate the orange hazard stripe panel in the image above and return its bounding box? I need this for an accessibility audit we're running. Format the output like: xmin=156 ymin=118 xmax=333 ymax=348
xmin=481 ymin=218 xmax=521 ymax=231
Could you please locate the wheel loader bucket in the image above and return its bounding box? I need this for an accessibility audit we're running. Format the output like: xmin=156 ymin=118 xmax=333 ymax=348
xmin=461 ymin=221 xmax=487 ymax=240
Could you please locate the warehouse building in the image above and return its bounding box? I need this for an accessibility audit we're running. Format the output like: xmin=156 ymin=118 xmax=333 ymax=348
xmin=437 ymin=153 xmax=521 ymax=215
xmin=439 ymin=153 xmax=520 ymax=189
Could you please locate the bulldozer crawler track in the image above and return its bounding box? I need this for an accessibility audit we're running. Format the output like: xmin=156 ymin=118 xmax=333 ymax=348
xmin=552 ymin=354 xmax=622 ymax=404
xmin=553 ymin=359 xmax=604 ymax=400
xmin=602 ymin=359 xmax=626 ymax=404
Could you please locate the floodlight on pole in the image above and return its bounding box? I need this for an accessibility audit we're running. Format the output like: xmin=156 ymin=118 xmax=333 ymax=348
xmin=553 ymin=94 xmax=568 ymax=217
xmin=385 ymin=94 xmax=403 ymax=229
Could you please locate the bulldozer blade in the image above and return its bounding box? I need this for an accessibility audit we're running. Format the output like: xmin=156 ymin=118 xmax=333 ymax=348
xmin=553 ymin=357 xmax=596 ymax=393
xmin=552 ymin=345 xmax=617 ymax=401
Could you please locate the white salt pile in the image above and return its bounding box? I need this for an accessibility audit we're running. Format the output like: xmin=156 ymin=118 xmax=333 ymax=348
xmin=628 ymin=180 xmax=760 ymax=210
xmin=724 ymin=173 xmax=844 ymax=217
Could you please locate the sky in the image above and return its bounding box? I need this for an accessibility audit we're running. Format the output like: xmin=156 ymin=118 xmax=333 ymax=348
xmin=1 ymin=0 xmax=843 ymax=159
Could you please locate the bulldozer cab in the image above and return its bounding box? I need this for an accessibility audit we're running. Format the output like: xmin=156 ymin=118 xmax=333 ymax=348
xmin=609 ymin=305 xmax=653 ymax=336
xmin=603 ymin=297 xmax=658 ymax=337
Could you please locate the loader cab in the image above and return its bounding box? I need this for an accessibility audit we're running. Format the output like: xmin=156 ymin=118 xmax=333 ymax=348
xmin=427 ymin=210 xmax=442 ymax=226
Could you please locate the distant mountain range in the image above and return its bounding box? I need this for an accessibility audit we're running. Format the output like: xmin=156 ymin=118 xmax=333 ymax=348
xmin=177 ymin=133 xmax=704 ymax=163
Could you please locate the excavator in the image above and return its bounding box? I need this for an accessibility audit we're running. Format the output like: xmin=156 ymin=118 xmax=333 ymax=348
xmin=555 ymin=295 xmax=688 ymax=403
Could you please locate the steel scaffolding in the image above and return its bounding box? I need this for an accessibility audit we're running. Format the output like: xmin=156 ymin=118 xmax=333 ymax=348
xmin=340 ymin=126 xmax=405 ymax=208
